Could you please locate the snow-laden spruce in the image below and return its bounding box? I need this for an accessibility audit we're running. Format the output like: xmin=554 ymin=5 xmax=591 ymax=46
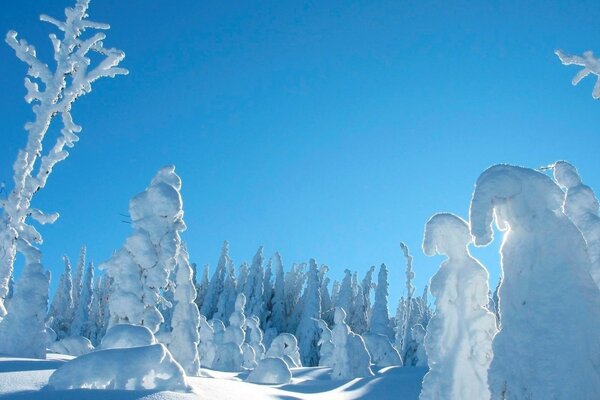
xmin=369 ymin=264 xmax=394 ymax=339
xmin=330 ymin=307 xmax=373 ymax=380
xmin=212 ymin=293 xmax=246 ymax=371
xmin=419 ymin=213 xmax=497 ymax=400
xmin=70 ymin=261 xmax=94 ymax=337
xmin=47 ymin=256 xmax=74 ymax=339
xmin=470 ymin=164 xmax=600 ymax=400
xmin=204 ymin=241 xmax=230 ymax=321
xmin=198 ymin=315 xmax=217 ymax=368
xmin=100 ymin=166 xmax=185 ymax=333
xmin=315 ymin=318 xmax=335 ymax=367
xmin=0 ymin=0 xmax=127 ymax=320
xmin=555 ymin=49 xmax=600 ymax=99
xmin=296 ymin=259 xmax=322 ymax=367
xmin=553 ymin=161 xmax=600 ymax=289
xmin=246 ymin=315 xmax=266 ymax=362
xmin=167 ymin=245 xmax=201 ymax=376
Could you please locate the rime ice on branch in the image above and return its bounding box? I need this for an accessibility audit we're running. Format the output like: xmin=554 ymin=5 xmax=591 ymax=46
xmin=0 ymin=0 xmax=127 ymax=316
xmin=555 ymin=49 xmax=600 ymax=99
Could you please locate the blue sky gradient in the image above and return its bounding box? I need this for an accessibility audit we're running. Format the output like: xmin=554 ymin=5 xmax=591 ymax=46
xmin=1 ymin=0 xmax=600 ymax=307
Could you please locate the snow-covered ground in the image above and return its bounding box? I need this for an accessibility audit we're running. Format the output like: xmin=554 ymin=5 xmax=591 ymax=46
xmin=0 ymin=353 xmax=425 ymax=400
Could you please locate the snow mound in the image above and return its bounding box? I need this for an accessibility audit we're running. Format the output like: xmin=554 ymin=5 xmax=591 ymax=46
xmin=48 ymin=336 xmax=94 ymax=356
xmin=47 ymin=343 xmax=189 ymax=391
xmin=246 ymin=357 xmax=292 ymax=385
xmin=98 ymin=324 xmax=157 ymax=350
xmin=363 ymin=333 xmax=402 ymax=367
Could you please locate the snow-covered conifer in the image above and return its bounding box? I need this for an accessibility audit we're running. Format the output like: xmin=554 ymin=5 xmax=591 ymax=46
xmin=243 ymin=247 xmax=265 ymax=324
xmin=71 ymin=261 xmax=94 ymax=338
xmin=369 ymin=263 xmax=393 ymax=339
xmin=348 ymin=277 xmax=368 ymax=334
xmin=198 ymin=315 xmax=216 ymax=369
xmin=213 ymin=293 xmax=246 ymax=371
xmin=314 ymin=318 xmax=334 ymax=367
xmin=246 ymin=315 xmax=266 ymax=362
xmin=284 ymin=262 xmax=306 ymax=333
xmin=319 ymin=265 xmax=333 ymax=325
xmin=194 ymin=264 xmax=210 ymax=313
xmin=201 ymin=241 xmax=229 ymax=320
xmin=0 ymin=0 xmax=127 ymax=317
xmin=48 ymin=256 xmax=74 ymax=339
xmin=72 ymin=246 xmax=86 ymax=313
xmin=215 ymin=257 xmax=237 ymax=323
xmin=336 ymin=270 xmax=353 ymax=319
xmin=419 ymin=213 xmax=497 ymax=400
xmin=470 ymin=164 xmax=600 ymax=399
xmin=553 ymin=160 xmax=600 ymax=289
xmin=296 ymin=259 xmax=322 ymax=367
xmin=330 ymin=307 xmax=373 ymax=380
xmin=361 ymin=265 xmax=375 ymax=325
xmin=270 ymin=252 xmax=286 ymax=334
xmin=100 ymin=166 xmax=185 ymax=333
xmin=167 ymin=245 xmax=201 ymax=376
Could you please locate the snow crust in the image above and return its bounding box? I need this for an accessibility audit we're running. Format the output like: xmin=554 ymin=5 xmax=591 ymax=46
xmin=246 ymin=357 xmax=292 ymax=385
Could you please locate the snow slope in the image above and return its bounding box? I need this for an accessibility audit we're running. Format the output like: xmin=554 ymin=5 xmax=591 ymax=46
xmin=0 ymin=354 xmax=425 ymax=399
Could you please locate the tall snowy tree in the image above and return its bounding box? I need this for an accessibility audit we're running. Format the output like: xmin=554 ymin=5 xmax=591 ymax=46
xmin=270 ymin=252 xmax=286 ymax=334
xmin=243 ymin=247 xmax=265 ymax=324
xmin=470 ymin=164 xmax=600 ymax=399
xmin=420 ymin=213 xmax=497 ymax=400
xmin=319 ymin=264 xmax=333 ymax=326
xmin=167 ymin=245 xmax=201 ymax=376
xmin=100 ymin=166 xmax=185 ymax=333
xmin=0 ymin=0 xmax=126 ymax=357
xmin=262 ymin=258 xmax=274 ymax=327
xmin=194 ymin=264 xmax=210 ymax=313
xmin=72 ymin=246 xmax=86 ymax=314
xmin=296 ymin=259 xmax=322 ymax=367
xmin=47 ymin=256 xmax=74 ymax=339
xmin=348 ymin=276 xmax=368 ymax=335
xmin=336 ymin=270 xmax=353 ymax=317
xmin=71 ymin=261 xmax=94 ymax=338
xmin=215 ymin=257 xmax=237 ymax=323
xmin=398 ymin=242 xmax=417 ymax=365
xmin=202 ymin=241 xmax=229 ymax=320
xmin=284 ymin=262 xmax=306 ymax=333
xmin=369 ymin=263 xmax=393 ymax=340
xmin=330 ymin=307 xmax=373 ymax=380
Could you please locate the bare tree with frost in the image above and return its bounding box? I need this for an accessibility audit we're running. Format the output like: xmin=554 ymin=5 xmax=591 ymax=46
xmin=555 ymin=50 xmax=600 ymax=99
xmin=0 ymin=0 xmax=126 ymax=358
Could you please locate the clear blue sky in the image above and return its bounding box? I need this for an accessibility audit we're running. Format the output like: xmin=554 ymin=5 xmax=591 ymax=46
xmin=1 ymin=0 xmax=600 ymax=308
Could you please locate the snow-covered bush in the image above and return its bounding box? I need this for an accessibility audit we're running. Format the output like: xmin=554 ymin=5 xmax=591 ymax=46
xmin=48 ymin=336 xmax=94 ymax=356
xmin=100 ymin=166 xmax=185 ymax=333
xmin=246 ymin=357 xmax=292 ymax=385
xmin=330 ymin=307 xmax=373 ymax=380
xmin=555 ymin=49 xmax=600 ymax=99
xmin=98 ymin=324 xmax=157 ymax=350
xmin=470 ymin=164 xmax=600 ymax=399
xmin=48 ymin=343 xmax=189 ymax=391
xmin=553 ymin=160 xmax=600 ymax=288
xmin=362 ymin=333 xmax=402 ymax=368
xmin=419 ymin=213 xmax=497 ymax=400
xmin=267 ymin=333 xmax=302 ymax=368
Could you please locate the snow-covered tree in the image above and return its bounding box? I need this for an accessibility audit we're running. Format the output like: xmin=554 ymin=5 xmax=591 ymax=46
xmin=330 ymin=307 xmax=373 ymax=380
xmin=470 ymin=164 xmax=600 ymax=399
xmin=198 ymin=315 xmax=216 ymax=369
xmin=246 ymin=315 xmax=266 ymax=362
xmin=202 ymin=241 xmax=229 ymax=320
xmin=419 ymin=213 xmax=497 ymax=400
xmin=48 ymin=256 xmax=74 ymax=339
xmin=284 ymin=262 xmax=306 ymax=333
xmin=314 ymin=318 xmax=334 ymax=367
xmin=318 ymin=265 xmax=333 ymax=326
xmin=72 ymin=246 xmax=86 ymax=314
xmin=243 ymin=247 xmax=265 ymax=324
xmin=369 ymin=263 xmax=393 ymax=340
xmin=213 ymin=293 xmax=246 ymax=372
xmin=0 ymin=0 xmax=127 ymax=319
xmin=348 ymin=275 xmax=368 ymax=334
xmin=296 ymin=259 xmax=322 ymax=367
xmin=555 ymin=49 xmax=600 ymax=99
xmin=336 ymin=270 xmax=353 ymax=319
xmin=262 ymin=259 xmax=274 ymax=327
xmin=215 ymin=256 xmax=237 ymax=323
xmin=71 ymin=261 xmax=94 ymax=338
xmin=100 ymin=166 xmax=185 ymax=333
xmin=553 ymin=160 xmax=600 ymax=289
xmin=361 ymin=265 xmax=375 ymax=325
xmin=270 ymin=252 xmax=286 ymax=334
xmin=193 ymin=263 xmax=209 ymax=313
xmin=89 ymin=272 xmax=110 ymax=345
xmin=167 ymin=245 xmax=201 ymax=376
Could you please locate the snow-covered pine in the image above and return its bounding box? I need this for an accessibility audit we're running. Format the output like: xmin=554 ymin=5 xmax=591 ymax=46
xmin=336 ymin=270 xmax=353 ymax=320
xmin=201 ymin=241 xmax=229 ymax=320
xmin=246 ymin=315 xmax=266 ymax=362
xmin=167 ymin=245 xmax=201 ymax=376
xmin=398 ymin=242 xmax=417 ymax=365
xmin=361 ymin=265 xmax=375 ymax=326
xmin=270 ymin=252 xmax=286 ymax=334
xmin=419 ymin=213 xmax=497 ymax=400
xmin=369 ymin=263 xmax=394 ymax=340
xmin=319 ymin=264 xmax=333 ymax=326
xmin=243 ymin=247 xmax=266 ymax=325
xmin=215 ymin=256 xmax=237 ymax=323
xmin=296 ymin=259 xmax=322 ymax=367
xmin=198 ymin=315 xmax=216 ymax=369
xmin=348 ymin=274 xmax=368 ymax=334
xmin=194 ymin=264 xmax=210 ymax=313
xmin=555 ymin=49 xmax=600 ymax=99
xmin=330 ymin=307 xmax=373 ymax=380
xmin=0 ymin=0 xmax=127 ymax=318
xmin=284 ymin=262 xmax=306 ymax=333
xmin=70 ymin=261 xmax=94 ymax=338
xmin=553 ymin=160 xmax=600 ymax=289
xmin=72 ymin=246 xmax=86 ymax=314
xmin=100 ymin=166 xmax=185 ymax=333
xmin=213 ymin=293 xmax=246 ymax=372
xmin=48 ymin=256 xmax=74 ymax=339
xmin=470 ymin=164 xmax=600 ymax=399
xmin=314 ymin=318 xmax=334 ymax=367
xmin=262 ymin=258 xmax=274 ymax=328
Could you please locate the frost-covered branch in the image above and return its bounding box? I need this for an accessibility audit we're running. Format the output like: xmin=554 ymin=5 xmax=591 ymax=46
xmin=555 ymin=49 xmax=600 ymax=99
xmin=0 ymin=0 xmax=127 ymax=320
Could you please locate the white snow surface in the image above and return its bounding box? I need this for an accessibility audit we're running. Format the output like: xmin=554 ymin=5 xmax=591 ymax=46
xmin=470 ymin=164 xmax=600 ymax=400
xmin=246 ymin=357 xmax=292 ymax=385
xmin=48 ymin=336 xmax=94 ymax=357
xmin=0 ymin=353 xmax=427 ymax=399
